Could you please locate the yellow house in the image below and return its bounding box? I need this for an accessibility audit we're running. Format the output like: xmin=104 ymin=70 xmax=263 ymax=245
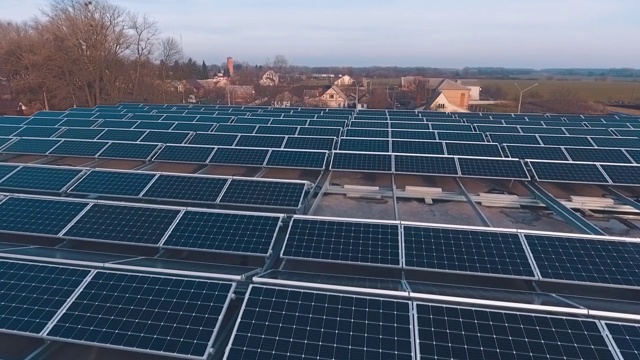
xmin=414 ymin=78 xmax=472 ymax=112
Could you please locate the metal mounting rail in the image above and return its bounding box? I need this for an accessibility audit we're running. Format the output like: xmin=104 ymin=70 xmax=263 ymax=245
xmin=601 ymin=186 xmax=640 ymax=213
xmin=523 ymin=182 xmax=606 ymax=235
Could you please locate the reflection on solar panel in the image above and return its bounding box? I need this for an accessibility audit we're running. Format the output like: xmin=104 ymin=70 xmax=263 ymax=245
xmin=415 ymin=303 xmax=615 ymax=360
xmin=529 ymin=161 xmax=610 ymax=184
xmin=436 ymin=131 xmax=486 ymax=143
xmin=331 ymin=152 xmax=392 ymax=172
xmin=284 ymin=136 xmax=335 ymax=151
xmin=219 ymin=179 xmax=306 ymax=208
xmin=403 ymin=226 xmax=535 ymax=277
xmin=505 ymin=145 xmax=569 ymax=161
xmin=163 ymin=211 xmax=281 ymax=254
xmin=339 ymin=138 xmax=390 ymax=153
xmin=445 ymin=142 xmax=503 ymax=157
xmin=283 ymin=218 xmax=401 ymax=266
xmin=225 ymin=286 xmax=413 ymax=360
xmin=539 ymin=135 xmax=594 ymax=147
xmin=97 ymin=129 xmax=146 ymax=142
xmin=13 ymin=126 xmax=61 ymax=138
xmin=0 ymin=197 xmax=88 ymax=235
xmin=0 ymin=260 xmax=90 ymax=335
xmin=139 ymin=130 xmax=189 ymax=144
xmin=153 ymin=144 xmax=215 ymax=163
xmin=189 ymin=132 xmax=238 ymax=146
xmin=457 ymin=157 xmax=529 ymax=180
xmin=488 ymin=133 xmax=541 ymax=145
xmin=48 ymin=140 xmax=109 ymax=157
xmin=2 ymin=138 xmax=61 ymax=154
xmin=390 ymin=130 xmax=438 ymax=140
xmin=605 ymin=322 xmax=640 ymax=359
xmin=234 ymin=134 xmax=286 ymax=148
xmin=98 ymin=142 xmax=159 ymax=160
xmin=209 ymin=147 xmax=269 ymax=166
xmin=142 ymin=175 xmax=228 ymax=203
xmin=63 ymin=204 xmax=180 ymax=245
xmin=265 ymin=149 xmax=327 ymax=169
xmin=297 ymin=126 xmax=341 ymax=138
xmin=54 ymin=128 xmax=105 ymax=140
xmin=69 ymin=171 xmax=156 ymax=197
xmin=394 ymin=155 xmax=458 ymax=176
xmin=600 ymin=164 xmax=640 ymax=185
xmin=525 ymin=234 xmax=640 ymax=287
xmin=46 ymin=271 xmax=233 ymax=358
xmin=0 ymin=167 xmax=83 ymax=192
xmin=564 ymin=147 xmax=633 ymax=164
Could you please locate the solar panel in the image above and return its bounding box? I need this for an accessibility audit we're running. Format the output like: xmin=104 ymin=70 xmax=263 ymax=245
xmin=95 ymin=120 xmax=137 ymax=129
xmin=487 ymin=133 xmax=541 ymax=145
xmin=152 ymin=144 xmax=214 ymax=163
xmin=159 ymin=114 xmax=198 ymax=122
xmin=539 ymin=135 xmax=594 ymax=147
xmin=339 ymin=138 xmax=390 ymax=153
xmin=254 ymin=125 xmax=299 ymax=135
xmin=46 ymin=271 xmax=234 ymax=358
xmin=0 ymin=164 xmax=19 ymax=180
xmin=613 ymin=129 xmax=640 ymax=138
xmin=234 ymin=117 xmax=271 ymax=125
xmin=476 ymin=124 xmax=521 ymax=134
xmin=0 ymin=197 xmax=88 ymax=235
xmin=23 ymin=118 xmax=63 ymax=127
xmin=195 ymin=115 xmax=233 ymax=124
xmin=0 ymin=125 xmax=21 ymax=136
xmin=393 ymin=155 xmax=458 ymax=176
xmin=564 ymin=147 xmax=633 ymax=164
xmin=330 ymin=152 xmax=392 ymax=172
xmin=505 ymin=145 xmax=570 ymax=161
xmin=389 ymin=122 xmax=431 ymax=130
xmin=403 ymin=225 xmax=535 ymax=277
xmin=592 ymin=136 xmax=640 ymax=149
xmin=162 ymin=210 xmax=281 ymax=255
xmin=530 ymin=161 xmax=610 ymax=184
xmin=524 ymin=234 xmax=640 ymax=287
xmin=214 ymin=124 xmax=257 ymax=134
xmin=98 ymin=142 xmax=159 ymax=160
xmin=344 ymin=128 xmax=389 ymax=138
xmin=225 ymin=285 xmax=413 ymax=360
xmin=564 ymin=128 xmax=614 ymax=137
xmin=0 ymin=167 xmax=83 ymax=192
xmin=219 ymin=179 xmax=306 ymax=208
xmin=139 ymin=130 xmax=189 ymax=144
xmin=0 ymin=260 xmax=90 ymax=335
xmin=599 ymin=164 xmax=640 ymax=186
xmin=209 ymin=147 xmax=270 ymax=166
xmin=57 ymin=119 xmax=100 ymax=128
xmin=391 ymin=140 xmax=445 ymax=155
xmin=605 ymin=322 xmax=640 ymax=359
xmin=297 ymin=126 xmax=341 ymax=138
xmin=457 ymin=157 xmax=529 ymax=180
xmin=519 ymin=126 xmax=567 ymax=135
xmin=282 ymin=217 xmax=401 ymax=266
xmin=142 ymin=174 xmax=228 ymax=203
xmin=350 ymin=120 xmax=389 ymax=129
xmin=415 ymin=303 xmax=615 ymax=360
xmin=96 ymin=129 xmax=146 ymax=142
xmin=1 ymin=138 xmax=61 ymax=155
xmin=436 ymin=131 xmax=486 ymax=143
xmin=69 ymin=170 xmax=156 ymax=197
xmin=133 ymin=120 xmax=175 ymax=130
xmin=171 ymin=122 xmax=215 ymax=132
xmin=0 ymin=116 xmax=28 ymax=125
xmin=62 ymin=204 xmax=180 ymax=245
xmin=445 ymin=142 xmax=503 ymax=157
xmin=48 ymin=140 xmax=109 ymax=157
xmin=270 ymin=119 xmax=307 ymax=127
xmin=234 ymin=134 xmax=286 ymax=148
xmin=430 ymin=123 xmax=473 ymax=132
xmin=54 ymin=128 xmax=105 ymax=140
xmin=390 ymin=130 xmax=438 ymax=140
xmin=92 ymin=112 xmax=129 ymax=120
xmin=265 ymin=149 xmax=327 ymax=169
xmin=284 ymin=136 xmax=335 ymax=151
xmin=188 ymin=132 xmax=238 ymax=146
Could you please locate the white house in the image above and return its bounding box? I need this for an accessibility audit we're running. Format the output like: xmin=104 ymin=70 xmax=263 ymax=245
xmin=259 ymin=70 xmax=280 ymax=86
xmin=456 ymin=79 xmax=482 ymax=101
xmin=334 ymin=75 xmax=355 ymax=86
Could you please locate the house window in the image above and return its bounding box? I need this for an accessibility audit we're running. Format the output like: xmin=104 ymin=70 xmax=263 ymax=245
xmin=329 ymin=94 xmax=335 ymax=99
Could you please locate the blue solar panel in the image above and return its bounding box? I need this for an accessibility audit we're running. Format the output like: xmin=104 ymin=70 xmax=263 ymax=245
xmin=142 ymin=174 xmax=228 ymax=203
xmin=0 ymin=166 xmax=83 ymax=192
xmin=0 ymin=125 xmax=22 ymax=136
xmin=48 ymin=140 xmax=109 ymax=157
xmin=0 ymin=197 xmax=88 ymax=235
xmin=530 ymin=161 xmax=610 ymax=184
xmin=254 ymin=125 xmax=299 ymax=135
xmin=209 ymin=147 xmax=270 ymax=166
xmin=445 ymin=141 xmax=503 ymax=157
xmin=403 ymin=225 xmax=535 ymax=278
xmin=139 ymin=130 xmax=190 ymax=144
xmin=98 ymin=142 xmax=159 ymax=160
xmin=539 ymin=135 xmax=594 ymax=147
xmin=519 ymin=126 xmax=567 ymax=135
xmin=1 ymin=138 xmax=62 ymax=155
xmin=46 ymin=271 xmax=234 ymax=358
xmin=214 ymin=124 xmax=257 ymax=134
xmin=0 ymin=260 xmax=90 ymax=335
xmin=152 ymin=145 xmax=215 ymax=163
xmin=389 ymin=122 xmax=431 ymax=130
xmin=219 ymin=179 xmax=306 ymax=208
xmin=234 ymin=134 xmax=286 ymax=148
xmin=600 ymin=164 xmax=640 ymax=186
xmin=488 ymin=133 xmax=541 ymax=145
xmin=284 ymin=136 xmax=335 ymax=151
xmin=344 ymin=128 xmax=389 ymax=138
xmin=393 ymin=155 xmax=458 ymax=176
xmin=69 ymin=170 xmax=156 ymax=197
xmin=331 ymin=152 xmax=392 ymax=172
xmin=133 ymin=121 xmax=175 ymax=130
xmin=57 ymin=119 xmax=100 ymax=128
xmin=54 ymin=128 xmax=105 ymax=140
xmin=592 ymin=136 xmax=640 ymax=149
xmin=605 ymin=322 xmax=640 ymax=359
xmin=437 ymin=131 xmax=486 ymax=143
xmin=171 ymin=122 xmax=215 ymax=132
xmin=163 ymin=210 xmax=281 ymax=254
xmin=0 ymin=164 xmax=19 ymax=180
xmin=390 ymin=130 xmax=438 ymax=140
xmin=95 ymin=120 xmax=137 ymax=129
xmin=265 ymin=149 xmax=327 ymax=169
xmin=506 ymin=145 xmax=569 ymax=161
xmin=225 ymin=286 xmax=413 ymax=360
xmin=457 ymin=157 xmax=529 ymax=180
xmin=189 ymin=132 xmax=238 ymax=146
xmin=391 ymin=140 xmax=445 ymax=155
xmin=297 ymin=126 xmax=341 ymax=138
xmin=564 ymin=147 xmax=633 ymax=164
xmin=97 ymin=129 xmax=146 ymax=142
xmin=339 ymin=138 xmax=390 ymax=153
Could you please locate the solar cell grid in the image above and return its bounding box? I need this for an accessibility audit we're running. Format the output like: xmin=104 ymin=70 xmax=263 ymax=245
xmin=62 ymin=204 xmax=180 ymax=245
xmin=444 ymin=141 xmax=503 ymax=157
xmin=284 ymin=136 xmax=335 ymax=151
xmin=209 ymin=147 xmax=270 ymax=166
xmin=592 ymin=136 xmax=640 ymax=149
xmin=600 ymin=164 xmax=640 ymax=185
xmin=519 ymin=126 xmax=567 ymax=135
xmin=24 ymin=118 xmax=64 ymax=127
xmin=225 ymin=285 xmax=413 ymax=360
xmin=163 ymin=210 xmax=281 ymax=254
xmin=525 ymin=234 xmax=640 ymax=287
xmin=0 ymin=260 xmax=90 ymax=335
xmin=219 ymin=179 xmax=305 ymax=208
xmin=254 ymin=125 xmax=299 ymax=135
xmin=269 ymin=119 xmax=308 ymax=126
xmin=195 ymin=116 xmax=233 ymax=124
xmin=564 ymin=128 xmax=614 ymax=137
xmin=46 ymin=271 xmax=234 ymax=358
xmin=0 ymin=197 xmax=88 ymax=235
xmin=403 ymin=225 xmax=535 ymax=277
xmin=538 ymin=135 xmax=595 ymax=147
xmin=12 ymin=126 xmax=61 ymax=138
xmin=0 ymin=125 xmax=22 ymax=136
xmin=153 ymin=144 xmax=215 ymax=163
xmin=95 ymin=120 xmax=137 ymax=129
xmin=282 ymin=218 xmax=401 ymax=266
xmin=296 ymin=126 xmax=341 ymax=138
xmin=436 ymin=131 xmax=486 ymax=143
xmin=2 ymin=138 xmax=61 ymax=155
xmin=487 ymin=133 xmax=541 ymax=145
xmin=57 ymin=119 xmax=100 ymax=128
xmin=415 ymin=303 xmax=616 ymax=360
xmin=389 ymin=122 xmax=431 ymax=130
xmin=530 ymin=161 xmax=610 ymax=184
xmin=339 ymin=138 xmax=390 ymax=153
xmin=0 ymin=167 xmax=83 ymax=192
xmin=306 ymin=119 xmax=347 ymax=128
xmin=457 ymin=157 xmax=529 ymax=180
xmin=331 ymin=152 xmax=392 ymax=172
xmin=564 ymin=147 xmax=633 ymax=164
xmin=430 ymin=123 xmax=473 ymax=132
xmin=98 ymin=142 xmax=159 ymax=160
xmin=214 ymin=124 xmax=257 ymax=134
xmin=344 ymin=128 xmax=389 ymax=139
xmin=139 ymin=130 xmax=189 ymax=144
xmin=390 ymin=130 xmax=437 ymax=140
xmin=69 ymin=170 xmax=156 ymax=197
xmin=48 ymin=140 xmax=109 ymax=157
xmin=475 ymin=125 xmax=521 ymax=134
xmin=234 ymin=134 xmax=286 ymax=148
xmin=393 ymin=155 xmax=458 ymax=176
xmin=189 ymin=132 xmax=238 ymax=146
xmin=350 ymin=121 xmax=389 ymax=129
xmin=96 ymin=129 xmax=146 ymax=142
xmin=0 ymin=164 xmax=19 ymax=180
xmin=265 ymin=149 xmax=327 ymax=169
xmin=233 ymin=117 xmax=271 ymax=125
xmin=55 ymin=128 xmax=105 ymax=140
xmin=605 ymin=322 xmax=640 ymax=360
xmin=505 ymin=145 xmax=570 ymax=161
xmin=391 ymin=140 xmax=445 ymax=155
xmin=142 ymin=175 xmax=228 ymax=203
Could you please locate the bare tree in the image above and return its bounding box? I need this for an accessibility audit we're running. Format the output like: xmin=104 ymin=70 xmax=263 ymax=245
xmin=128 ymin=13 xmax=159 ymax=99
xmin=273 ymin=54 xmax=289 ymax=72
xmin=158 ymin=36 xmax=183 ymax=102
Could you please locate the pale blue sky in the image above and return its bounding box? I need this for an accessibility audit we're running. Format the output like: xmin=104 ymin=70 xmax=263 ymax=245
xmin=2 ymin=0 xmax=639 ymax=68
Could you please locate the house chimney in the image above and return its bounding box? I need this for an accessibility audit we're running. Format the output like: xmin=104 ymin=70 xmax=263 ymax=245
xmin=227 ymin=57 xmax=234 ymax=77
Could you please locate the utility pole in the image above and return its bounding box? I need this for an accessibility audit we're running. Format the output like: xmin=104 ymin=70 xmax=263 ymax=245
xmin=515 ymin=82 xmax=539 ymax=114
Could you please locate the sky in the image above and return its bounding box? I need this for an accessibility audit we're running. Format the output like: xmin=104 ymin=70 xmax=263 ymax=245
xmin=2 ymin=0 xmax=639 ymax=68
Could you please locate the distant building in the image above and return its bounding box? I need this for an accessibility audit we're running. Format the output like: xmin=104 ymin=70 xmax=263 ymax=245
xmin=334 ymin=75 xmax=355 ymax=86
xmin=227 ymin=85 xmax=255 ymax=105
xmin=456 ymin=79 xmax=482 ymax=101
xmin=413 ymin=78 xmax=472 ymax=112
xmin=259 ymin=70 xmax=280 ymax=86
xmin=318 ymin=86 xmax=348 ymax=108
xmin=227 ymin=57 xmax=234 ymax=77
xmin=273 ymin=91 xmax=300 ymax=107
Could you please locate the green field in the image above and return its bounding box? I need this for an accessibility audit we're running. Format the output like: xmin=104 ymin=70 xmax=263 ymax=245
xmin=479 ymin=79 xmax=639 ymax=103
